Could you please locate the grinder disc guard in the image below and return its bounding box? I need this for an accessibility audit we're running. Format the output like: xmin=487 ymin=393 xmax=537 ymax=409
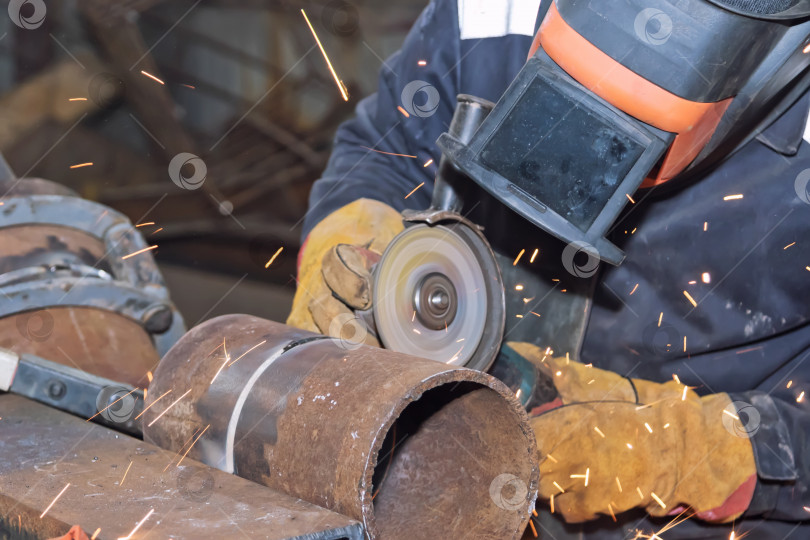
xmin=373 ymin=222 xmax=505 ymax=371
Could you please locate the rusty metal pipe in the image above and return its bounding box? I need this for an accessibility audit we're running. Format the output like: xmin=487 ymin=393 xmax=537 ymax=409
xmin=144 ymin=315 xmax=538 ymax=539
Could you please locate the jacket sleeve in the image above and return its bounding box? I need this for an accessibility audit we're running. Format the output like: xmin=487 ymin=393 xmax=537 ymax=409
xmin=300 ymin=0 xmax=462 ymax=240
xmin=731 ymin=387 xmax=808 ymax=521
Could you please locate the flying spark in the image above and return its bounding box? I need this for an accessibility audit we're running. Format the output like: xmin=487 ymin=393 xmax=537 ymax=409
xmin=784 ymin=242 xmax=795 ymax=250
xmin=629 ymin=283 xmax=639 ymax=295
xmin=135 ymin=388 xmax=171 ymax=420
xmin=615 ymin=476 xmax=622 ymax=492
xmin=703 ymin=221 xmax=708 ymax=231
xmin=69 ymin=97 xmax=87 ymax=101
xmin=121 ymin=245 xmax=158 ymax=260
xmin=118 ymin=508 xmax=154 ymax=540
xmin=135 ymin=222 xmax=154 ymax=227
xmin=657 ymin=312 xmax=663 ymax=327
xmin=626 ymin=194 xmax=635 ymax=204
xmin=798 ymin=391 xmax=805 ymax=403
xmin=723 ymin=194 xmax=743 ymax=201
xmin=147 ymin=389 xmax=192 ymax=427
xmin=120 ymin=460 xmax=133 ymax=486
xmin=417 ymin=60 xmax=427 ymax=66
xmin=70 ymin=162 xmax=93 ymax=169
xmin=87 ymin=388 xmax=137 ymax=421
xmin=513 ymin=249 xmax=525 ymax=266
xmin=229 ymin=339 xmax=267 ymax=366
xmin=91 ymin=529 xmax=101 ymax=540
xmin=397 ymin=105 xmax=410 ymax=117
xmin=40 ymin=483 xmax=70 ymax=518
xmin=423 ymin=159 xmax=434 ymax=167
xmin=265 ymin=247 xmax=284 ymax=268
xmin=553 ymin=481 xmax=565 ymax=493
xmin=570 ymin=468 xmax=589 ymax=486
xmin=683 ymin=290 xmax=697 ymax=308
xmin=301 ymin=9 xmax=349 ymax=101
xmin=210 ymin=339 xmax=230 ymax=385
xmin=177 ymin=424 xmax=211 ymax=466
xmin=701 ymin=272 xmax=711 ymax=284
xmin=140 ymin=70 xmax=165 ymax=85
xmin=651 ymin=492 xmax=667 ymax=509
xmin=594 ymin=426 xmax=605 ymax=438
xmin=361 ymin=145 xmax=416 ymax=158
xmin=404 ymin=182 xmax=425 ymax=199
xmin=788 ymin=380 xmax=793 ymax=388
xmin=530 ymin=248 xmax=539 ymax=263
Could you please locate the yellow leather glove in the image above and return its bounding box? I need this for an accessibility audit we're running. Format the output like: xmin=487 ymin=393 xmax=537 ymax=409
xmin=507 ymin=342 xmax=757 ymax=524
xmin=287 ymin=199 xmax=403 ymax=346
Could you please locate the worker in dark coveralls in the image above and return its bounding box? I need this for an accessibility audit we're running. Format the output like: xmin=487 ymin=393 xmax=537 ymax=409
xmin=287 ymin=0 xmax=810 ymax=537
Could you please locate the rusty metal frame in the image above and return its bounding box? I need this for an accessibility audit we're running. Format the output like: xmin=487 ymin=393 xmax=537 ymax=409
xmin=0 ymin=393 xmax=364 ymax=540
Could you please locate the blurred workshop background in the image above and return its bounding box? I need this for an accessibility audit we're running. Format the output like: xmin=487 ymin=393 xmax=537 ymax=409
xmin=0 ymin=0 xmax=424 ymax=324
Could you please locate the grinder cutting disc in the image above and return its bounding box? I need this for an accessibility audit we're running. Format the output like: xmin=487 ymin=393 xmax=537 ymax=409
xmin=373 ymin=222 xmax=505 ymax=371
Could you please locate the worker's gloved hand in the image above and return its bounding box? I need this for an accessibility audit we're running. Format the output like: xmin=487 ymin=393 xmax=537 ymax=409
xmin=287 ymin=199 xmax=403 ymax=346
xmin=507 ymin=342 xmax=757 ymax=524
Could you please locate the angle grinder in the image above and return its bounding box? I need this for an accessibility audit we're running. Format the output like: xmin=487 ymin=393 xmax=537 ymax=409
xmin=371 ymin=96 xmax=506 ymax=372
